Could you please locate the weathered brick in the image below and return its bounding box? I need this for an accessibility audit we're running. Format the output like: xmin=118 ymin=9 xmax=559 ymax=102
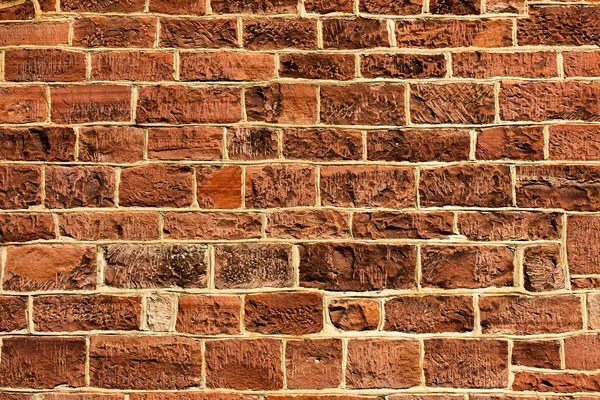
xmin=196 ymin=166 xmax=243 ymax=209
xmin=518 ymin=6 xmax=600 ymax=46
xmin=245 ymin=292 xmax=323 ymax=334
xmin=476 ymin=126 xmax=545 ymax=160
xmin=329 ymin=299 xmax=380 ymax=331
xmin=0 ymin=127 xmax=75 ymax=161
xmin=0 ymin=213 xmax=55 ymax=242
xmin=322 ymin=18 xmax=389 ymax=49
xmin=148 ymin=127 xmax=222 ymax=160
xmin=456 ymin=211 xmax=562 ymax=241
xmin=146 ymin=293 xmax=173 ymax=332
xmin=361 ymin=0 xmax=421 ymax=13
xmin=119 ymin=165 xmax=193 ymax=207
xmin=91 ymin=51 xmax=174 ymax=81
xmin=429 ymin=0 xmax=479 ymax=14
xmin=486 ymin=0 xmax=525 ymax=13
xmin=45 ymin=166 xmax=116 ymax=208
xmin=385 ymin=296 xmax=474 ymax=333
xmin=513 ymin=340 xmax=561 ymax=369
xmin=244 ymin=19 xmax=317 ymax=49
xmin=227 ymin=127 xmax=278 ymax=160
xmin=513 ymin=371 xmax=600 ymax=393
xmin=150 ymin=0 xmax=205 ymax=14
xmin=0 ymin=165 xmax=42 ymax=209
xmin=62 ymin=0 xmax=145 ymax=12
xmin=131 ymin=395 xmax=255 ymax=400
xmin=180 ymin=52 xmax=274 ymax=81
xmin=573 ymin=278 xmax=600 ymax=291
xmin=286 ymin=339 xmax=343 ymax=389
xmin=212 ymin=0 xmax=298 ymax=13
xmin=245 ymin=165 xmax=316 ymax=208
xmin=304 ymin=0 xmax=353 ymax=13
xmin=177 ymin=295 xmax=241 ymax=334
xmin=361 ymin=54 xmax=446 ymax=79
xmin=549 ymin=125 xmax=600 ymax=160
xmin=283 ymin=128 xmax=363 ymax=160
xmin=5 ymin=49 xmax=86 ymax=82
xmin=564 ymin=334 xmax=600 ymax=370
xmin=50 ymin=85 xmax=131 ymax=124
xmin=163 ymin=212 xmax=262 ymax=240
xmin=0 ymin=296 xmax=27 ymax=331
xmin=568 ymin=215 xmax=600 ymax=274
xmin=42 ymin=395 xmax=124 ymax=400
xmin=396 ymin=20 xmax=512 ymax=48
xmin=0 ymin=1 xmax=34 ymax=20
xmin=59 ymin=212 xmax=160 ymax=241
xmin=421 ymin=246 xmax=514 ymax=289
xmin=353 ymin=211 xmax=454 ymax=239
xmin=74 ymin=17 xmax=156 ymax=47
xmin=280 ymin=53 xmax=355 ymax=80
xmin=0 ymin=86 xmax=47 ymax=123
xmin=523 ymin=246 xmax=565 ymax=292
xmin=0 ymin=22 xmax=69 ymax=46
xmin=160 ymin=18 xmax=237 ymax=48
xmin=78 ymin=127 xmax=144 ymax=163
xmin=453 ymin=52 xmax=557 ymax=78
xmin=246 ymin=84 xmax=317 ymax=124
xmin=267 ymin=210 xmax=350 ymax=239
xmin=563 ymin=51 xmax=600 ymax=77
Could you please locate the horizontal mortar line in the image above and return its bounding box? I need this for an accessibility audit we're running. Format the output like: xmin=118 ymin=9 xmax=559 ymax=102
xmin=571 ymin=274 xmax=600 ymax=278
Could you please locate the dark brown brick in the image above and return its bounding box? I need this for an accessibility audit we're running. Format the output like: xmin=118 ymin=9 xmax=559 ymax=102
xmin=305 ymin=0 xmax=353 ymax=13
xmin=0 ymin=165 xmax=42 ymax=209
xmin=518 ymin=6 xmax=600 ymax=46
xmin=91 ymin=51 xmax=174 ymax=81
xmin=385 ymin=296 xmax=474 ymax=333
xmin=74 ymin=17 xmax=156 ymax=48
xmin=329 ymin=299 xmax=380 ymax=331
xmin=78 ymin=127 xmax=145 ymax=163
xmin=353 ymin=211 xmax=454 ymax=239
xmin=119 ymin=165 xmax=193 ymax=207
xmin=267 ymin=210 xmax=350 ymax=239
xmin=5 ymin=49 xmax=86 ymax=82
xmin=180 ymin=52 xmax=274 ymax=81
xmin=523 ymin=246 xmax=565 ymax=292
xmin=0 ymin=1 xmax=35 ymax=20
xmin=227 ymin=127 xmax=278 ymax=160
xmin=0 ymin=127 xmax=75 ymax=161
xmin=0 ymin=296 xmax=27 ymax=331
xmin=197 ymin=166 xmax=243 ymax=209
xmin=246 ymin=165 xmax=316 ymax=208
xmin=160 ymin=18 xmax=237 ymax=48
xmin=244 ymin=18 xmax=317 ymax=49
xmin=513 ymin=340 xmax=561 ymax=369
xmin=59 ymin=212 xmax=160 ymax=241
xmin=50 ymin=85 xmax=131 ymax=124
xmin=322 ymin=18 xmax=389 ymax=49
xmin=62 ymin=0 xmax=145 ymax=12
xmin=429 ymin=0 xmax=480 ymax=14
xmin=0 ymin=213 xmax=55 ymax=243
xmin=453 ymin=51 xmax=558 ymax=78
xmin=245 ymin=292 xmax=323 ymax=334
xmin=45 ymin=166 xmax=116 ymax=208
xmin=280 ymin=53 xmax=355 ymax=80
xmin=476 ymin=126 xmax=545 ymax=160
xmin=148 ymin=127 xmax=223 ymax=160
xmin=360 ymin=0 xmax=421 ymax=14
xmin=283 ymin=128 xmax=363 ymax=160
xmin=212 ymin=0 xmax=298 ymax=13
xmin=177 ymin=295 xmax=241 ymax=334
xmin=361 ymin=54 xmax=446 ymax=79
xmin=163 ymin=212 xmax=263 ymax=240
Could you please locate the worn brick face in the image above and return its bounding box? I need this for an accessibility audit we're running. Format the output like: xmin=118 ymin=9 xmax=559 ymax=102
xmin=0 ymin=127 xmax=75 ymax=161
xmin=286 ymin=339 xmax=343 ymax=389
xmin=5 ymin=49 xmax=86 ymax=82
xmin=0 ymin=86 xmax=47 ymax=123
xmin=50 ymin=85 xmax=131 ymax=123
xmin=119 ymin=165 xmax=193 ymax=207
xmin=177 ymin=295 xmax=241 ymax=334
xmin=329 ymin=299 xmax=381 ymax=331
xmin=45 ymin=166 xmax=116 ymax=208
xmin=245 ymin=292 xmax=323 ymax=334
xmin=385 ymin=296 xmax=474 ymax=333
xmin=368 ymin=130 xmax=470 ymax=162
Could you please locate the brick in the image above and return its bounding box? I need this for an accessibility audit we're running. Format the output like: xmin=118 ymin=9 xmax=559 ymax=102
xmin=411 ymin=83 xmax=495 ymax=124
xmin=150 ymin=0 xmax=205 ymax=14
xmin=205 ymin=339 xmax=283 ymax=390
xmin=549 ymin=125 xmax=600 ymax=160
xmin=396 ymin=20 xmax=512 ymax=48
xmin=523 ymin=246 xmax=565 ymax=292
xmin=479 ymin=295 xmax=583 ymax=334
xmin=424 ymin=339 xmax=508 ymax=388
xmin=453 ymin=52 xmax=557 ymax=78
xmin=322 ymin=18 xmax=389 ymax=49
xmin=346 ymin=339 xmax=420 ymax=389
xmin=367 ymin=129 xmax=470 ymax=162
xmin=486 ymin=0 xmax=525 ymax=13
xmin=280 ymin=53 xmax=355 ymax=80
xmin=245 ymin=292 xmax=323 ymax=334
xmin=573 ymin=278 xmax=600 ymax=291
xmin=62 ymin=0 xmax=145 ymax=12
xmin=131 ymin=395 xmax=256 ymax=400
xmin=212 ymin=0 xmax=298 ymax=13
xmin=137 ymin=86 xmax=241 ymax=123
xmin=59 ymin=212 xmax=160 ymax=241
xmin=91 ymin=51 xmax=174 ymax=81
xmin=321 ymin=166 xmax=415 ymax=208
xmin=0 ymin=296 xmax=27 ymax=331
xmin=0 ymin=1 xmax=34 ymax=20
xmin=196 ymin=166 xmax=243 ymax=209
xmin=245 ymin=165 xmax=316 ymax=208
xmin=148 ymin=127 xmax=222 ymax=160
xmin=385 ymin=296 xmax=474 ymax=333
xmin=286 ymin=339 xmax=343 ymax=389
xmin=0 ymin=127 xmax=75 ymax=161
xmin=476 ymin=126 xmax=545 ymax=160
xmin=0 ymin=86 xmax=47 ymax=123
xmin=361 ymin=54 xmax=446 ymax=79
xmin=42 ymin=395 xmax=124 ymax=400
xmin=0 ymin=394 xmax=31 ymax=400
xmin=0 ymin=213 xmax=55 ymax=242
xmin=163 ymin=212 xmax=262 ymax=240
xmin=501 ymin=81 xmax=600 ymax=122
xmin=564 ymin=335 xmax=600 ymax=370
xmin=282 ymin=128 xmax=363 ymax=160
xmin=361 ymin=0 xmax=421 ymax=13
xmin=568 ymin=215 xmax=600 ymax=274
xmin=104 ymin=244 xmax=207 ymax=289
xmin=119 ymin=165 xmax=193 ymax=207
xmin=50 ymin=85 xmax=131 ymax=124
xmin=513 ymin=371 xmax=600 ymax=393
xmin=457 ymin=211 xmax=562 ymax=241
xmin=78 ymin=127 xmax=144 ymax=163
xmin=246 ymin=84 xmax=317 ymax=123
xmin=299 ymin=243 xmax=416 ymax=291
xmin=329 ymin=299 xmax=380 ymax=331
xmin=37 ymin=0 xmax=56 ymax=11
xmin=180 ymin=52 xmax=274 ymax=81
xmin=0 ymin=165 xmax=42 ymax=209
xmin=429 ymin=0 xmax=479 ymax=14
xmin=305 ymin=0 xmax=353 ymax=13
xmin=267 ymin=210 xmax=350 ymax=239
xmin=177 ymin=295 xmax=241 ymax=334
xmin=516 ymin=165 xmax=600 ymax=211
xmin=0 ymin=22 xmax=69 ymax=46
xmin=33 ymin=295 xmax=141 ymax=332
xmin=421 ymin=246 xmax=514 ymax=289
xmin=320 ymin=84 xmax=405 ymax=125
xmin=244 ymin=18 xmax=317 ymax=49
xmin=160 ymin=18 xmax=237 ymax=48
xmin=4 ymin=245 xmax=96 ymax=291
xmin=513 ymin=340 xmax=561 ymax=369
xmin=214 ymin=244 xmax=293 ymax=288
xmin=353 ymin=211 xmax=454 ymax=239
xmin=146 ymin=293 xmax=173 ymax=332
xmin=74 ymin=17 xmax=156 ymax=47
xmin=563 ymin=51 xmax=600 ymax=77
xmin=227 ymin=127 xmax=278 ymax=160
xmin=0 ymin=337 xmax=86 ymax=388
xmin=518 ymin=6 xmax=600 ymax=46
xmin=45 ymin=166 xmax=115 ymax=208
xmin=90 ymin=336 xmax=203 ymax=389
xmin=4 ymin=49 xmax=86 ymax=82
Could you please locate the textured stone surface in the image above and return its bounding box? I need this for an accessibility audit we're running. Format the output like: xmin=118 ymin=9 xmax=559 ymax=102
xmin=45 ymin=166 xmax=115 ymax=208
xmin=568 ymin=215 xmax=600 ymax=274
xmin=177 ymin=295 xmax=241 ymax=334
xmin=282 ymin=128 xmax=362 ymax=160
xmin=245 ymin=292 xmax=323 ymax=334
xmin=163 ymin=212 xmax=262 ymax=240
xmin=453 ymin=52 xmax=557 ymax=78
xmin=243 ymin=19 xmax=317 ymax=49
xmin=362 ymin=54 xmax=446 ymax=78
xmin=160 ymin=18 xmax=237 ymax=48
xmin=518 ymin=6 xmax=600 ymax=46
xmin=0 ymin=86 xmax=47 ymax=123
xmin=0 ymin=22 xmax=69 ymax=46
xmin=549 ymin=125 xmax=600 ymax=160
xmin=246 ymin=165 xmax=316 ymax=208
xmin=51 ymin=85 xmax=131 ymax=123
xmin=78 ymin=126 xmax=145 ymax=163
xmin=286 ymin=339 xmax=343 ymax=389
xmin=0 ymin=213 xmax=55 ymax=242
xmin=147 ymin=127 xmax=222 ymax=160
xmin=456 ymin=211 xmax=562 ymax=241
xmin=523 ymin=246 xmax=565 ymax=292
xmin=329 ymin=299 xmax=381 ymax=331
xmin=353 ymin=212 xmax=454 ymax=239
xmin=476 ymin=126 xmax=545 ymax=160
xmin=180 ymin=52 xmax=274 ymax=81
xmin=91 ymin=51 xmax=174 ymax=81
xmin=267 ymin=210 xmax=350 ymax=239
xmin=396 ymin=20 xmax=512 ymax=48
xmin=563 ymin=51 xmax=600 ymax=77
xmin=150 ymin=0 xmax=205 ymax=14
xmin=119 ymin=165 xmax=193 ymax=207
xmin=212 ymin=0 xmax=297 ymax=13
xmin=0 ymin=127 xmax=75 ymax=161
xmin=0 ymin=165 xmax=42 ymax=209
xmin=59 ymin=212 xmax=160 ymax=241
xmin=227 ymin=127 xmax=278 ymax=160
xmin=196 ymin=166 xmax=243 ymax=209
xmin=322 ymin=18 xmax=389 ymax=49
xmin=74 ymin=17 xmax=156 ymax=47
xmin=4 ymin=49 xmax=86 ymax=81
xmin=429 ymin=0 xmax=479 ymax=14
xmin=146 ymin=293 xmax=173 ymax=332
xmin=513 ymin=340 xmax=561 ymax=369
xmin=245 ymin=84 xmax=317 ymax=124
xmin=564 ymin=335 xmax=600 ymax=370
xmin=62 ymin=0 xmax=145 ymax=12
xmin=513 ymin=371 xmax=600 ymax=393
xmin=0 ymin=295 xmax=28 ymax=331
xmin=280 ymin=54 xmax=355 ymax=80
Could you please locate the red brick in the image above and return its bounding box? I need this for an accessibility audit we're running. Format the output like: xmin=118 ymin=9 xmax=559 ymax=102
xmin=119 ymin=165 xmax=193 ymax=207
xmin=42 ymin=395 xmax=124 ymax=400
xmin=180 ymin=52 xmax=274 ymax=81
xmin=177 ymin=295 xmax=241 ymax=334
xmin=160 ymin=18 xmax=237 ymax=48
xmin=501 ymin=81 xmax=600 ymax=122
xmin=91 ymin=51 xmax=174 ymax=81
xmin=280 ymin=53 xmax=355 ymax=80
xmin=429 ymin=0 xmax=479 ymax=14
xmin=0 ymin=86 xmax=47 ymax=123
xmin=205 ymin=339 xmax=283 ymax=390
xmin=523 ymin=246 xmax=565 ymax=292
xmin=367 ymin=129 xmax=470 ymax=162
xmin=74 ymin=17 xmax=156 ymax=47
xmin=150 ymin=0 xmax=205 ymax=14
xmin=299 ymin=243 xmax=416 ymax=291
xmin=361 ymin=0 xmax=421 ymax=13
xmin=453 ymin=52 xmax=557 ymax=78
xmin=361 ymin=54 xmax=446 ymax=78
xmin=0 ymin=337 xmax=86 ymax=388
xmin=320 ymin=166 xmax=415 ymax=208
xmin=353 ymin=211 xmax=454 ymax=239
xmin=573 ymin=278 xmax=600 ymax=291
xmin=549 ymin=125 xmax=600 ymax=160
xmin=163 ymin=212 xmax=262 ymax=240
xmin=5 ymin=49 xmax=86 ymax=82
xmin=421 ymin=245 xmax=514 ymax=289
xmin=424 ymin=339 xmax=508 ymax=388
xmin=62 ymin=0 xmax=145 ymax=12
xmin=479 ymin=295 xmax=583 ymax=334
xmin=214 ymin=244 xmax=293 ymax=288
xmin=513 ymin=371 xmax=600 ymax=393
xmin=0 ymin=127 xmax=75 ymax=161
xmin=518 ymin=6 xmax=600 ymax=46
xmin=131 ymin=395 xmax=255 ymax=400
xmin=563 ymin=51 xmax=600 ymax=77
xmin=148 ymin=127 xmax=222 ymax=160
xmin=59 ymin=212 xmax=160 ymax=241
xmin=0 ymin=213 xmax=55 ymax=242
xmin=245 ymin=292 xmax=323 ymax=334
xmin=329 ymin=299 xmax=380 ymax=331
xmin=486 ymin=0 xmax=525 ymax=13
xmin=457 ymin=211 xmax=562 ymax=241
xmin=4 ymin=245 xmax=96 ymax=291
xmin=286 ymin=339 xmax=343 ymax=389
xmin=0 ymin=296 xmax=27 ymax=331
xmin=212 ymin=0 xmax=297 ymax=13
xmin=385 ymin=296 xmax=474 ymax=333
xmin=227 ymin=127 xmax=278 ymax=160
xmin=50 ymin=85 xmax=131 ymax=124
xmin=304 ymin=0 xmax=353 ymax=13
xmin=0 ymin=1 xmax=35 ymax=20
xmin=45 ymin=166 xmax=116 ymax=208
xmin=283 ymin=128 xmax=363 ymax=160
xmin=137 ymin=85 xmax=241 ymax=123
xmin=244 ymin=18 xmax=317 ymax=49
xmin=568 ymin=215 xmax=600 ymax=274
xmin=0 ymin=393 xmax=31 ymax=400
xmin=197 ymin=166 xmax=243 ymax=209
xmin=513 ymin=340 xmax=561 ymax=369
xmin=564 ymin=334 xmax=600 ymax=370
xmin=0 ymin=165 xmax=42 ymax=209
xmin=33 ymin=295 xmax=141 ymax=332
xmin=476 ymin=126 xmax=545 ymax=160
xmin=104 ymin=244 xmax=207 ymax=289
xmin=346 ymin=339 xmax=420 ymax=389
xmin=267 ymin=210 xmax=350 ymax=239
xmin=0 ymin=22 xmax=69 ymax=46
xmin=322 ymin=18 xmax=389 ymax=49
xmin=78 ymin=127 xmax=144 ymax=163
xmin=90 ymin=336 xmax=203 ymax=389
xmin=320 ymin=84 xmax=405 ymax=125
xmin=246 ymin=83 xmax=317 ymax=123
xmin=246 ymin=165 xmax=316 ymax=208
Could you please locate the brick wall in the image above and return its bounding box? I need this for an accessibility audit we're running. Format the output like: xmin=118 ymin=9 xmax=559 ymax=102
xmin=0 ymin=0 xmax=599 ymax=398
